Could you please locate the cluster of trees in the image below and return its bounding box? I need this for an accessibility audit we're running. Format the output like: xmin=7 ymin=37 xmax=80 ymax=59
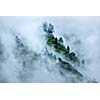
xmin=43 ymin=22 xmax=84 ymax=80
xmin=43 ymin=22 xmax=80 ymax=64
xmin=42 ymin=22 xmax=98 ymax=82
xmin=14 ymin=34 xmax=39 ymax=68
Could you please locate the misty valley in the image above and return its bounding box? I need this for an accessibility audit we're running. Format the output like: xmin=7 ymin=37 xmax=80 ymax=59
xmin=0 ymin=17 xmax=99 ymax=83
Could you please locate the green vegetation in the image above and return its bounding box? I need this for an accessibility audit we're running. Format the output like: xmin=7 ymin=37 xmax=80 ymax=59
xmin=43 ymin=24 xmax=79 ymax=63
xmin=43 ymin=22 xmax=83 ymax=79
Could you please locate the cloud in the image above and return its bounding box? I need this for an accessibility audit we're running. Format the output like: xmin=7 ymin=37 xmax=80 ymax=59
xmin=0 ymin=16 xmax=100 ymax=82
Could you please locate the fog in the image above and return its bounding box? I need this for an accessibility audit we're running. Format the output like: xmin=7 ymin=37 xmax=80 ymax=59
xmin=0 ymin=16 xmax=100 ymax=82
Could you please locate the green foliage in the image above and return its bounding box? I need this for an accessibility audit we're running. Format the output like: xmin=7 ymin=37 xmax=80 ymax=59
xmin=43 ymin=22 xmax=84 ymax=80
xmin=66 ymin=46 xmax=70 ymax=53
xmin=46 ymin=32 xmax=79 ymax=63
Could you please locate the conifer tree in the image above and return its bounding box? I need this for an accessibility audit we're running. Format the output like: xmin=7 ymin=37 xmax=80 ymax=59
xmin=59 ymin=37 xmax=63 ymax=44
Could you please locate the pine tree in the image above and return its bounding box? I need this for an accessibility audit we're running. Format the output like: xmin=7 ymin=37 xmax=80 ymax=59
xmin=59 ymin=37 xmax=63 ymax=44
